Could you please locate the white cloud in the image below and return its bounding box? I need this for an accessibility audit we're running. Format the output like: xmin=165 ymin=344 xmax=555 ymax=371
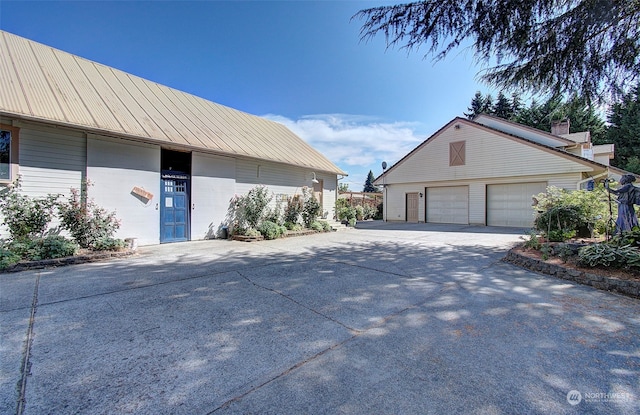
xmin=264 ymin=113 xmax=426 ymax=191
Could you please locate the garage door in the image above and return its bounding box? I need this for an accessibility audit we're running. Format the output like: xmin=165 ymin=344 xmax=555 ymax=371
xmin=487 ymin=182 xmax=547 ymax=227
xmin=426 ymin=186 xmax=469 ymax=224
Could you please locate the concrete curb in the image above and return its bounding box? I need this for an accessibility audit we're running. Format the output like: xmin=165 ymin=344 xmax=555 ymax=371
xmin=1 ymin=250 xmax=136 ymax=273
xmin=503 ymin=249 xmax=640 ymax=299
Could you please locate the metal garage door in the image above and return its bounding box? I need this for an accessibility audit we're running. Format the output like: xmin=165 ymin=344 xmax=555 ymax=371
xmin=487 ymin=182 xmax=547 ymax=227
xmin=426 ymin=186 xmax=469 ymax=224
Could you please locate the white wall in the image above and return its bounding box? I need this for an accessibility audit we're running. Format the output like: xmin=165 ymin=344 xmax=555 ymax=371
xmin=191 ymin=152 xmax=236 ymax=239
xmin=235 ymin=158 xmax=338 ymax=221
xmin=87 ymin=135 xmax=160 ymax=246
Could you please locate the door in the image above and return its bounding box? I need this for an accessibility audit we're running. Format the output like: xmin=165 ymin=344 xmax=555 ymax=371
xmin=406 ymin=192 xmax=419 ymax=222
xmin=487 ymin=182 xmax=547 ymax=227
xmin=160 ymin=171 xmax=190 ymax=243
xmin=426 ymin=186 xmax=469 ymax=224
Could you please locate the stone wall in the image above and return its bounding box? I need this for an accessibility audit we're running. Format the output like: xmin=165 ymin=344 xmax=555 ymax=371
xmin=503 ymin=250 xmax=639 ymax=299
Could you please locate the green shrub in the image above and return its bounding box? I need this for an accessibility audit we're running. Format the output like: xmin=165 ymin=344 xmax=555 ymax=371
xmin=611 ymin=228 xmax=640 ymax=247
xmin=5 ymin=236 xmax=78 ymax=261
xmin=302 ymin=187 xmax=321 ymax=227
xmin=92 ymin=237 xmax=126 ymax=251
xmin=522 ymin=231 xmax=542 ymax=250
xmin=534 ymin=205 xmax=582 ymax=241
xmin=284 ymin=195 xmax=303 ymax=225
xmin=285 ymin=222 xmax=303 ymax=231
xmin=349 ymin=218 xmax=357 ymax=227
xmin=578 ymin=244 xmax=640 ymax=269
xmin=0 ymin=248 xmax=21 ymax=270
xmin=40 ymin=236 xmax=78 ymax=258
xmin=244 ymin=228 xmax=262 ymax=237
xmin=310 ymin=221 xmax=323 ymax=231
xmin=258 ymin=221 xmax=282 ymax=240
xmin=337 ymin=206 xmax=357 ymax=223
xmin=57 ymin=185 xmax=121 ymax=249
xmin=320 ymin=221 xmax=332 ymax=232
xmin=227 ymin=185 xmax=273 ymax=233
xmin=355 ymin=205 xmax=365 ymax=220
xmin=0 ymin=178 xmax=59 ymax=240
xmin=533 ymin=185 xmax=613 ymax=238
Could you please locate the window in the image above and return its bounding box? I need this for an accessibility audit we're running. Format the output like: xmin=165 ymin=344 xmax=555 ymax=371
xmin=0 ymin=130 xmax=10 ymax=180
xmin=449 ymin=141 xmax=466 ymax=166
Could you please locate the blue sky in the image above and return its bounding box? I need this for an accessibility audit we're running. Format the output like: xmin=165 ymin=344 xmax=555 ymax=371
xmin=1 ymin=1 xmax=493 ymax=190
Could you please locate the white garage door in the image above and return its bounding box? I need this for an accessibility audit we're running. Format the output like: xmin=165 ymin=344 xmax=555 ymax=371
xmin=426 ymin=186 xmax=469 ymax=224
xmin=487 ymin=182 xmax=547 ymax=227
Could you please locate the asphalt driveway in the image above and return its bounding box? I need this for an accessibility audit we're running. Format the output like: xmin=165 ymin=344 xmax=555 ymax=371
xmin=1 ymin=222 xmax=639 ymax=414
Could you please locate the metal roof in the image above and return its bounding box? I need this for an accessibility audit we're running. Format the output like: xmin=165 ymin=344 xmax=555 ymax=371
xmin=0 ymin=31 xmax=346 ymax=175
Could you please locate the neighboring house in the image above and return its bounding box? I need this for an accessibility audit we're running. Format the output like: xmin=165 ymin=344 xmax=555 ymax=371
xmin=374 ymin=114 xmax=634 ymax=227
xmin=0 ymin=31 xmax=346 ymax=245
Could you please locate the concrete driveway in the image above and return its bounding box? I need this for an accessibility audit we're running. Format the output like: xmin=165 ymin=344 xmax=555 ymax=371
xmin=1 ymin=222 xmax=639 ymax=415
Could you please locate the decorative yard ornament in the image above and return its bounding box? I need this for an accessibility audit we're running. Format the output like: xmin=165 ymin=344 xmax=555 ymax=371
xmin=605 ymin=174 xmax=640 ymax=234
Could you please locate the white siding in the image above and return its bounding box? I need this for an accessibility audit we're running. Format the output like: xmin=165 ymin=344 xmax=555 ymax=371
xmin=385 ymin=123 xmax=598 ymax=185
xmin=18 ymin=123 xmax=86 ymax=197
xmin=87 ymin=136 xmax=160 ymax=246
xmin=235 ymin=159 xmax=337 ymax=220
xmin=191 ymin=152 xmax=236 ymax=239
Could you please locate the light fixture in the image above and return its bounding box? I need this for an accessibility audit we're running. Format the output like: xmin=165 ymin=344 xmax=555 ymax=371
xmin=419 ymin=192 xmax=423 ymax=197
xmin=311 ymin=172 xmax=319 ymax=184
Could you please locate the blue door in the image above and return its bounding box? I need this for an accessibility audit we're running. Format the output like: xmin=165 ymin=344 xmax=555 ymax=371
xmin=160 ymin=171 xmax=190 ymax=243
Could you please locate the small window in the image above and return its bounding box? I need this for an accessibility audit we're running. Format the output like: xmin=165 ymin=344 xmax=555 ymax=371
xmin=0 ymin=130 xmax=10 ymax=180
xmin=449 ymin=141 xmax=466 ymax=166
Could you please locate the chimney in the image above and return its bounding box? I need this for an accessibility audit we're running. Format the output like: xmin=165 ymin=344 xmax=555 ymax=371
xmin=551 ymin=119 xmax=570 ymax=136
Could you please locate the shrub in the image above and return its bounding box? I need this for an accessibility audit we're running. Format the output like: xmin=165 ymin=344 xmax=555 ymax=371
xmin=57 ymin=186 xmax=121 ymax=249
xmin=227 ymin=185 xmax=273 ymax=233
xmin=0 ymin=248 xmax=21 ymax=270
xmin=284 ymin=195 xmax=303 ymax=225
xmin=534 ymin=205 xmax=582 ymax=241
xmin=355 ymin=205 xmax=365 ymax=220
xmin=320 ymin=221 xmax=332 ymax=232
xmin=258 ymin=221 xmax=282 ymax=240
xmin=337 ymin=206 xmax=357 ymax=223
xmin=349 ymin=217 xmax=357 ymax=227
xmin=611 ymin=228 xmax=640 ymax=247
xmin=5 ymin=236 xmax=78 ymax=261
xmin=533 ymin=185 xmax=613 ymax=238
xmin=578 ymin=244 xmax=640 ymax=269
xmin=302 ymin=187 xmax=321 ymax=227
xmin=92 ymin=237 xmax=126 ymax=251
xmin=40 ymin=236 xmax=78 ymax=258
xmin=285 ymin=222 xmax=303 ymax=231
xmin=310 ymin=221 xmax=323 ymax=231
xmin=0 ymin=178 xmax=59 ymax=240
xmin=244 ymin=228 xmax=262 ymax=237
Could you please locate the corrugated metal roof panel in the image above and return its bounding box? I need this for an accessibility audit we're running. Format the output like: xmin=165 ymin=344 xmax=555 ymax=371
xmin=0 ymin=35 xmax=30 ymax=115
xmin=0 ymin=30 xmax=345 ymax=175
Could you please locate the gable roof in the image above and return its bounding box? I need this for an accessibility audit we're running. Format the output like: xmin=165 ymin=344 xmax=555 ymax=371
xmin=374 ymin=116 xmax=614 ymax=184
xmin=0 ymin=31 xmax=345 ymax=175
xmin=473 ymin=114 xmax=576 ymax=148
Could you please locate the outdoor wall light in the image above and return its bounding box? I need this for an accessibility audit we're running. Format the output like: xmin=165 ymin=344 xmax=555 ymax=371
xmin=311 ymin=172 xmax=319 ymax=184
xmin=419 ymin=192 xmax=423 ymax=197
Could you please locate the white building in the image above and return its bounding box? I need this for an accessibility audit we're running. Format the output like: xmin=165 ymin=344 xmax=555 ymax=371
xmin=375 ymin=115 xmax=633 ymax=227
xmin=0 ymin=31 xmax=345 ymax=245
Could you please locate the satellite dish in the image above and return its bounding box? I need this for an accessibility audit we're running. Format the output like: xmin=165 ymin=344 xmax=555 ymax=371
xmin=382 ymin=161 xmax=387 ymax=170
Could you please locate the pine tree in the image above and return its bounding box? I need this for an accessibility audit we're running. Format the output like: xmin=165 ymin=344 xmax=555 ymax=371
xmin=465 ymin=91 xmax=486 ymax=119
xmin=607 ymin=84 xmax=640 ymax=173
xmin=363 ymin=170 xmax=379 ymax=192
xmin=354 ymin=1 xmax=639 ymax=102
xmin=493 ymin=92 xmax=513 ymax=119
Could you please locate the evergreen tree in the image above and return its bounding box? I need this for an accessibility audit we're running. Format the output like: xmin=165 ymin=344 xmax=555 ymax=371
xmin=510 ymin=93 xmax=523 ymax=119
xmin=354 ymin=1 xmax=639 ymax=102
xmin=363 ymin=170 xmax=379 ymax=192
xmin=493 ymin=92 xmax=513 ymax=119
xmin=607 ymin=84 xmax=640 ymax=173
xmin=465 ymin=91 xmax=486 ymax=119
